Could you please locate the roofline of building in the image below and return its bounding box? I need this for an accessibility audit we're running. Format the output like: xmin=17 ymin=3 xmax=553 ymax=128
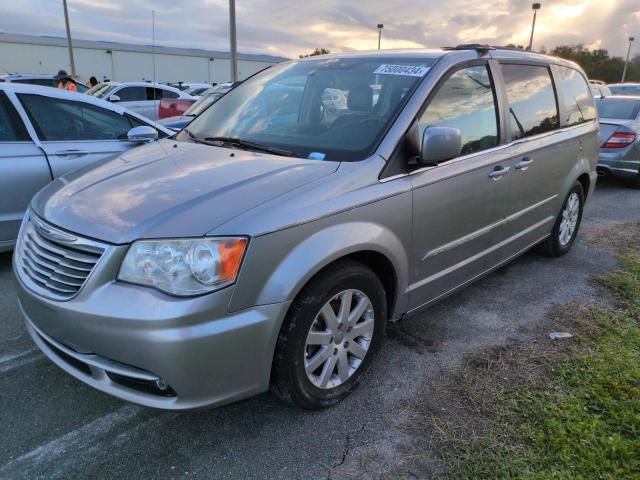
xmin=0 ymin=32 xmax=289 ymax=63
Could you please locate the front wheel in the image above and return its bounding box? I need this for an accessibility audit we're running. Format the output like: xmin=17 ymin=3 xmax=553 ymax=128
xmin=536 ymin=181 xmax=585 ymax=257
xmin=271 ymin=260 xmax=386 ymax=409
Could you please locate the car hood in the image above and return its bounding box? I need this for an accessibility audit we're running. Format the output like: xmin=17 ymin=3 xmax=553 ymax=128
xmin=32 ymin=140 xmax=339 ymax=244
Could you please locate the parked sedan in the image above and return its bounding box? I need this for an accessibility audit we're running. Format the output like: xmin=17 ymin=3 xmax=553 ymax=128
xmin=95 ymin=82 xmax=194 ymax=120
xmin=596 ymin=96 xmax=640 ymax=188
xmin=0 ymin=83 xmax=172 ymax=250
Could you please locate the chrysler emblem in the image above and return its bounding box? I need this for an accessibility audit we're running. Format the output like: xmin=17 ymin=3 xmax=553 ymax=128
xmin=31 ymin=216 xmax=78 ymax=244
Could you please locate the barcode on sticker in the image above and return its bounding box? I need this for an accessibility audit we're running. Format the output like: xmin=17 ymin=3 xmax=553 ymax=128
xmin=373 ymin=64 xmax=430 ymax=77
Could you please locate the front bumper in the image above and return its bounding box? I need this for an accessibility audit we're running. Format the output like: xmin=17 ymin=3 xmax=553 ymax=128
xmin=15 ymin=257 xmax=291 ymax=410
xmin=597 ymin=151 xmax=640 ymax=178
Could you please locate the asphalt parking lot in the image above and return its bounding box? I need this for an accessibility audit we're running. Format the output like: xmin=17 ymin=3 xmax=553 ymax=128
xmin=0 ymin=176 xmax=638 ymax=480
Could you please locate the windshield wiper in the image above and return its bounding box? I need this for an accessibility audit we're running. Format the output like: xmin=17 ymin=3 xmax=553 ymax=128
xmin=202 ymin=136 xmax=298 ymax=157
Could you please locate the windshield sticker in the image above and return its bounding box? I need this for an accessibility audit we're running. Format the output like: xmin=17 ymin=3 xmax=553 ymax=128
xmin=373 ymin=64 xmax=430 ymax=77
xmin=308 ymin=152 xmax=327 ymax=160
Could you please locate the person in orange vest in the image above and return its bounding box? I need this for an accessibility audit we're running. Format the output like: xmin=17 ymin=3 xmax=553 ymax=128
xmin=55 ymin=70 xmax=77 ymax=92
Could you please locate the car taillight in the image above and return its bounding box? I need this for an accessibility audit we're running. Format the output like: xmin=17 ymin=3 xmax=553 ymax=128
xmin=602 ymin=131 xmax=636 ymax=148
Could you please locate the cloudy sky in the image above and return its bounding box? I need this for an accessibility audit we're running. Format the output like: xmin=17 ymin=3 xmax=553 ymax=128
xmin=1 ymin=0 xmax=638 ymax=59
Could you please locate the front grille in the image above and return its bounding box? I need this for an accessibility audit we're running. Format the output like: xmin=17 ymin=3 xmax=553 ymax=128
xmin=15 ymin=215 xmax=105 ymax=300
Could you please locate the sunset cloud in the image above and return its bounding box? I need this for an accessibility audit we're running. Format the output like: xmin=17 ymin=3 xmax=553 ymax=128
xmin=0 ymin=0 xmax=637 ymax=59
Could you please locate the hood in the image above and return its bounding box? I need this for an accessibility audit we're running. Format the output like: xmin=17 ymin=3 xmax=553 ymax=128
xmin=598 ymin=119 xmax=636 ymax=146
xmin=32 ymin=140 xmax=338 ymax=244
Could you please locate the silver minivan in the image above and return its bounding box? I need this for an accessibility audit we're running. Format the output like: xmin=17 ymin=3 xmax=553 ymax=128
xmin=13 ymin=46 xmax=598 ymax=410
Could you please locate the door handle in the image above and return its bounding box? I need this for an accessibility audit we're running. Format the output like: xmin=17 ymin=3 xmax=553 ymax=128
xmin=55 ymin=150 xmax=89 ymax=157
xmin=488 ymin=166 xmax=510 ymax=179
xmin=515 ymin=156 xmax=534 ymax=170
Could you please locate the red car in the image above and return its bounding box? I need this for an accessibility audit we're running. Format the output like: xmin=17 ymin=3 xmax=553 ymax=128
xmin=159 ymin=97 xmax=196 ymax=119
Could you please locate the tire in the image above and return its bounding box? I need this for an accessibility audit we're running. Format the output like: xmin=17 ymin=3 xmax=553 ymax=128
xmin=536 ymin=181 xmax=585 ymax=257
xmin=271 ymin=259 xmax=387 ymax=409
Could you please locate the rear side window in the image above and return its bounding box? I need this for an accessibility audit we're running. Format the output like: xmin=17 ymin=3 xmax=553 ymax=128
xmin=418 ymin=64 xmax=499 ymax=157
xmin=556 ymin=66 xmax=596 ymax=126
xmin=0 ymin=92 xmax=30 ymax=141
xmin=501 ymin=64 xmax=559 ymax=140
xmin=18 ymin=94 xmax=136 ymax=141
xmin=161 ymin=89 xmax=179 ymax=99
xmin=146 ymin=87 xmax=172 ymax=100
xmin=116 ymin=87 xmax=147 ymax=101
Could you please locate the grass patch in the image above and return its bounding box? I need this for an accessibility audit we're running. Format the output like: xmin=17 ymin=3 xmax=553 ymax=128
xmin=406 ymin=249 xmax=640 ymax=479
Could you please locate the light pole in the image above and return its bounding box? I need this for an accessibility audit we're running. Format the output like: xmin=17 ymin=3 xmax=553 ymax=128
xmin=229 ymin=0 xmax=238 ymax=82
xmin=106 ymin=50 xmax=114 ymax=81
xmin=621 ymin=36 xmax=635 ymax=83
xmin=528 ymin=3 xmax=541 ymax=51
xmin=152 ymin=10 xmax=156 ymax=85
xmin=62 ymin=0 xmax=76 ymax=77
xmin=377 ymin=24 xmax=384 ymax=50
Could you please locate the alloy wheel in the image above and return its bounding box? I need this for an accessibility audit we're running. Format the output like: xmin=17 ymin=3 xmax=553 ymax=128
xmin=559 ymin=192 xmax=580 ymax=246
xmin=303 ymin=289 xmax=375 ymax=389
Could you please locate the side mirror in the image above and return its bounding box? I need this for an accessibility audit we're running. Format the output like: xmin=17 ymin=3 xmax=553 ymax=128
xmin=108 ymin=94 xmax=121 ymax=103
xmin=420 ymin=126 xmax=462 ymax=165
xmin=127 ymin=126 xmax=158 ymax=143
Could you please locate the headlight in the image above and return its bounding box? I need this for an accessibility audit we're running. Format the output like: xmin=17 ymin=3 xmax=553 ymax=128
xmin=118 ymin=237 xmax=248 ymax=296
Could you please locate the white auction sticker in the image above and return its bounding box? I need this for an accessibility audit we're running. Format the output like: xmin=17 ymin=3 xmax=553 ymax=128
xmin=373 ymin=64 xmax=430 ymax=77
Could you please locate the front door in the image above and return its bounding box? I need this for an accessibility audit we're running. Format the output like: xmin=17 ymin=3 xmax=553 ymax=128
xmin=0 ymin=92 xmax=51 ymax=246
xmin=15 ymin=92 xmax=143 ymax=179
xmin=408 ymin=63 xmax=512 ymax=311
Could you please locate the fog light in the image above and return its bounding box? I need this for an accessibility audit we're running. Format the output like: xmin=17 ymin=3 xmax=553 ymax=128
xmin=155 ymin=378 xmax=169 ymax=391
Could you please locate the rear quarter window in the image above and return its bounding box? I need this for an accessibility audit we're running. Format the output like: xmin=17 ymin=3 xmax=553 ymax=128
xmin=556 ymin=66 xmax=596 ymax=126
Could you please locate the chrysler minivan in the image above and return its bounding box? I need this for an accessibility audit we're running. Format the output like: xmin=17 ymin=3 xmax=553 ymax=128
xmin=13 ymin=46 xmax=598 ymax=410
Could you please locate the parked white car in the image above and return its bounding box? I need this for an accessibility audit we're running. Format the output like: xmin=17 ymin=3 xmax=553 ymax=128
xmin=94 ymin=82 xmax=194 ymax=120
xmin=0 ymin=83 xmax=172 ymax=251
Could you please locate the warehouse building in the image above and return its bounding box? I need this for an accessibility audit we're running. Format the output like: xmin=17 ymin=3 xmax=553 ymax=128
xmin=0 ymin=32 xmax=288 ymax=85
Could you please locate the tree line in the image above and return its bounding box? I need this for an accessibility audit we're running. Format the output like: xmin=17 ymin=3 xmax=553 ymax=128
xmin=547 ymin=45 xmax=639 ymax=83
xmin=505 ymin=44 xmax=638 ymax=83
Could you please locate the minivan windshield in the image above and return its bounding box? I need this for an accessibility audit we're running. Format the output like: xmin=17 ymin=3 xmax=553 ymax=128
xmin=182 ymin=57 xmax=436 ymax=161
xmin=596 ymin=98 xmax=640 ymax=120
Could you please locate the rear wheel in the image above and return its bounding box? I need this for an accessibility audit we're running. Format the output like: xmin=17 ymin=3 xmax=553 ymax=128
xmin=271 ymin=260 xmax=386 ymax=409
xmin=536 ymin=181 xmax=584 ymax=257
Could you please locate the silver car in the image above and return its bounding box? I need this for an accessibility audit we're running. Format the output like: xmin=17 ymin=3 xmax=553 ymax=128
xmin=596 ymin=95 xmax=640 ymax=187
xmin=13 ymin=47 xmax=598 ymax=410
xmin=0 ymin=83 xmax=172 ymax=251
xmin=94 ymin=82 xmax=195 ymax=120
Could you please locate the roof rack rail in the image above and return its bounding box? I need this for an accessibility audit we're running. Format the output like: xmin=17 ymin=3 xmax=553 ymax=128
xmin=443 ymin=44 xmax=496 ymax=52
